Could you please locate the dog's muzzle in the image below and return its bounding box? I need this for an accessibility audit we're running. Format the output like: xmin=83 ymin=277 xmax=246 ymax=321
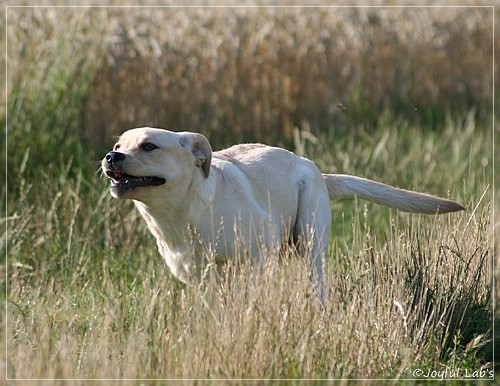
xmin=102 ymin=151 xmax=166 ymax=196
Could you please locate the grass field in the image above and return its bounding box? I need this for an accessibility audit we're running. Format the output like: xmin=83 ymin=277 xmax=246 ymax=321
xmin=3 ymin=4 xmax=496 ymax=383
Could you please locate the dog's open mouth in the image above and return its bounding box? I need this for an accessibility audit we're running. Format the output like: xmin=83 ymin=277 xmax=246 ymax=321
xmin=105 ymin=169 xmax=166 ymax=189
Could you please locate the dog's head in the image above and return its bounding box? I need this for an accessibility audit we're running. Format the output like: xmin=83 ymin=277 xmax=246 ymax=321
xmin=101 ymin=127 xmax=212 ymax=202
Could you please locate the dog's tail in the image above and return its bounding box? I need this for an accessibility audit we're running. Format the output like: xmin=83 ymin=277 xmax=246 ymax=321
xmin=322 ymin=174 xmax=465 ymax=214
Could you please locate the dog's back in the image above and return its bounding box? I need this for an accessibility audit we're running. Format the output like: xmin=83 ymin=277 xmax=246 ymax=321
xmin=208 ymin=144 xmax=329 ymax=249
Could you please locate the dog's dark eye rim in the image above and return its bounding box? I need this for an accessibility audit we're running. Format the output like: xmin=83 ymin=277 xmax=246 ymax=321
xmin=140 ymin=142 xmax=158 ymax=151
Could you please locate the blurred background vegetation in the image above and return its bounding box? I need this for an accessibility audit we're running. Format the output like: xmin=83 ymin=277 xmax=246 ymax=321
xmin=3 ymin=4 xmax=495 ymax=179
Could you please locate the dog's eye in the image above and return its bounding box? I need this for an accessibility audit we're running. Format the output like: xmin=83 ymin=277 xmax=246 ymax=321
xmin=113 ymin=144 xmax=120 ymax=150
xmin=141 ymin=142 xmax=158 ymax=151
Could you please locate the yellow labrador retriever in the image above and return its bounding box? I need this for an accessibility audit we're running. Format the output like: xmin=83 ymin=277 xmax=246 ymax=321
xmin=102 ymin=127 xmax=464 ymax=286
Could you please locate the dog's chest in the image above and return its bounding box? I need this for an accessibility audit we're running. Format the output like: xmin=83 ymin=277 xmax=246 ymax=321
xmin=155 ymin=238 xmax=198 ymax=284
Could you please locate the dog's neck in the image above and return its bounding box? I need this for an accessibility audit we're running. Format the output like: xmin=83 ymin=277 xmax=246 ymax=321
xmin=135 ymin=176 xmax=216 ymax=242
xmin=134 ymin=202 xmax=190 ymax=248
xmin=132 ymin=170 xmax=217 ymax=281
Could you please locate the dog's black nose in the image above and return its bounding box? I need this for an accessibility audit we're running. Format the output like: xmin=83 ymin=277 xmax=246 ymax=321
xmin=105 ymin=151 xmax=126 ymax=164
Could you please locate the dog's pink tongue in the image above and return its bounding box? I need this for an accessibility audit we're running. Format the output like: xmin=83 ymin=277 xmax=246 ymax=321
xmin=113 ymin=170 xmax=126 ymax=181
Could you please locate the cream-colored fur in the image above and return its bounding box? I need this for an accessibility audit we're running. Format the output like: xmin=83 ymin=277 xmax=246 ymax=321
xmin=102 ymin=127 xmax=464 ymax=286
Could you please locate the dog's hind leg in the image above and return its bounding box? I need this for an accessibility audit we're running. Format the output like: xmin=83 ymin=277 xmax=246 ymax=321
xmin=293 ymin=176 xmax=332 ymax=301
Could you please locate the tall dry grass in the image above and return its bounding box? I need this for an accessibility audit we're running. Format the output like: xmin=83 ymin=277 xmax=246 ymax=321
xmin=4 ymin=119 xmax=493 ymax=381
xmin=6 ymin=207 xmax=492 ymax=380
xmin=6 ymin=219 xmax=492 ymax=381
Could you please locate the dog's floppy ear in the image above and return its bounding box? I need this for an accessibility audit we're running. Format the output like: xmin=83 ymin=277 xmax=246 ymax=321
xmin=179 ymin=132 xmax=212 ymax=178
